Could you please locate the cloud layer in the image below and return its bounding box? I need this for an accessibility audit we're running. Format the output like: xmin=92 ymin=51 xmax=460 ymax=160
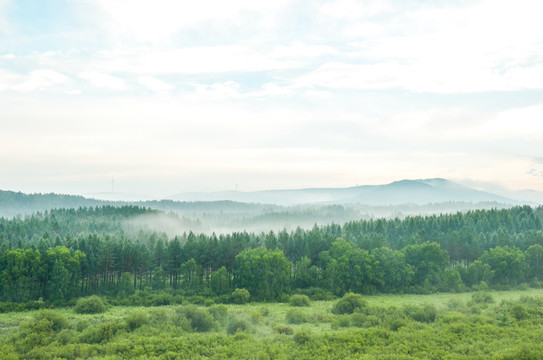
xmin=1 ymin=0 xmax=543 ymax=196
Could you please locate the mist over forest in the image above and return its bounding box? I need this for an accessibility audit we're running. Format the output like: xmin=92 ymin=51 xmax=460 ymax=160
xmin=3 ymin=178 xmax=540 ymax=235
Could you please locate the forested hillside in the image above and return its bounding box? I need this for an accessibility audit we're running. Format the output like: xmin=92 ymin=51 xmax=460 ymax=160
xmin=1 ymin=205 xmax=542 ymax=307
xmin=0 ymin=189 xmax=519 ymax=233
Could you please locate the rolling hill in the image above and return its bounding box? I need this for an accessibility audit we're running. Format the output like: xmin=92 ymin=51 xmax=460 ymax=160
xmin=168 ymin=178 xmax=523 ymax=205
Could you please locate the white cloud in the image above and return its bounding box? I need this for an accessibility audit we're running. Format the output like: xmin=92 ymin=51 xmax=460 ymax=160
xmin=93 ymin=46 xmax=290 ymax=75
xmin=294 ymin=62 xmax=406 ymax=90
xmin=255 ymin=83 xmax=294 ymax=98
xmin=271 ymin=42 xmax=337 ymax=60
xmin=318 ymin=0 xmax=393 ymax=20
xmin=0 ymin=68 xmax=18 ymax=91
xmin=479 ymin=104 xmax=543 ymax=140
xmin=193 ymin=81 xmax=243 ymax=100
xmin=138 ymin=76 xmax=173 ymax=92
xmin=190 ymin=81 xmax=295 ymax=101
xmin=79 ymin=72 xmax=127 ymax=91
xmin=294 ymin=59 xmax=543 ymax=93
xmin=11 ymin=70 xmax=69 ymax=92
xmin=305 ymin=0 xmax=543 ymax=93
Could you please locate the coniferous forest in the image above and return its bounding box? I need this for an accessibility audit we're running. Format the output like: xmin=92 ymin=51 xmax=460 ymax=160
xmin=1 ymin=205 xmax=542 ymax=306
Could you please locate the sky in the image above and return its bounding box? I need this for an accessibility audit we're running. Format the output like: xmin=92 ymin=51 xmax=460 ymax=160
xmin=1 ymin=0 xmax=543 ymax=198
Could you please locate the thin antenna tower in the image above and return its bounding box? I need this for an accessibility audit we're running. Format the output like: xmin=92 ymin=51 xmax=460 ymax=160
xmin=235 ymin=183 xmax=239 ymax=192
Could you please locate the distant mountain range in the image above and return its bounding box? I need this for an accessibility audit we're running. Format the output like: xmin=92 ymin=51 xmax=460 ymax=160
xmin=168 ymin=178 xmax=535 ymax=205
xmin=1 ymin=179 xmax=541 ymax=219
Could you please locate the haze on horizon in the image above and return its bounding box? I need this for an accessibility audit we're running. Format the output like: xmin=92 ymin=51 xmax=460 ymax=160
xmin=1 ymin=0 xmax=543 ymax=198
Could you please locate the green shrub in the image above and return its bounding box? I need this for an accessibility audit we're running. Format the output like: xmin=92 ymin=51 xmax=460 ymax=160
xmin=350 ymin=313 xmax=366 ymax=327
xmin=469 ymin=291 xmax=495 ymax=306
xmin=79 ymin=322 xmax=118 ymax=344
xmin=126 ymin=310 xmax=149 ymax=331
xmin=178 ymin=305 xmax=215 ymax=332
xmin=226 ymin=316 xmax=251 ymax=335
xmin=289 ymin=294 xmax=311 ymax=307
xmin=0 ymin=300 xmax=46 ymax=313
xmin=286 ymin=309 xmax=309 ymax=324
xmin=296 ymin=287 xmax=336 ymax=301
xmin=187 ymin=295 xmax=206 ymax=305
xmin=338 ymin=315 xmax=351 ymax=327
xmin=56 ymin=329 xmax=77 ymax=345
xmin=517 ymin=283 xmax=530 ymax=291
xmin=149 ymin=308 xmax=169 ymax=325
xmin=204 ymin=298 xmax=216 ymax=307
xmin=173 ymin=313 xmax=192 ymax=332
xmin=230 ymin=289 xmax=250 ymax=304
xmin=530 ymin=278 xmax=543 ymax=289
xmin=76 ymin=320 xmax=89 ymax=332
xmin=331 ymin=293 xmax=367 ymax=314
xmin=275 ymin=324 xmax=294 ymax=335
xmin=209 ymin=304 xmax=229 ymax=324
xmin=388 ymin=317 xmax=407 ymax=332
xmin=148 ymin=292 xmax=172 ymax=306
xmin=439 ymin=312 xmax=465 ymax=324
xmin=404 ymin=304 xmax=437 ymax=323
xmin=502 ymin=343 xmax=543 ymax=360
xmin=473 ymin=281 xmax=489 ymax=292
xmin=15 ymin=308 xmax=69 ymax=350
xmin=249 ymin=309 xmax=263 ymax=324
xmin=511 ymin=304 xmax=528 ymax=321
xmin=293 ymin=328 xmax=312 ymax=344
xmin=32 ymin=309 xmax=68 ymax=332
xmin=74 ymin=296 xmax=107 ymax=314
xmin=447 ymin=298 xmax=464 ymax=311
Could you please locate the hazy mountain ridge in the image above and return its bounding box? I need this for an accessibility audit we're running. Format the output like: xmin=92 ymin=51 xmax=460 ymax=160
xmin=0 ymin=190 xmax=277 ymax=218
xmin=169 ymin=178 xmax=527 ymax=205
xmin=1 ymin=179 xmax=540 ymax=224
xmin=0 ymin=183 xmax=531 ymax=234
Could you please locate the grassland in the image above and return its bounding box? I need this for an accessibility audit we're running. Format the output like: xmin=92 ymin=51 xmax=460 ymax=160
xmin=2 ymin=288 xmax=543 ymax=359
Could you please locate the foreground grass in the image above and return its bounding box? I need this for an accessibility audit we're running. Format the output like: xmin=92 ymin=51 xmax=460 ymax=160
xmin=2 ymin=288 xmax=543 ymax=359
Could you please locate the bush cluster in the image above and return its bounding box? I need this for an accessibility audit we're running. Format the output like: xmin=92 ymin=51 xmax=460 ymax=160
xmin=230 ymin=289 xmax=250 ymax=304
xmin=74 ymin=296 xmax=107 ymax=314
xmin=125 ymin=310 xmax=149 ymax=331
xmin=289 ymin=294 xmax=311 ymax=307
xmin=286 ymin=309 xmax=310 ymax=324
xmin=226 ymin=316 xmax=251 ymax=335
xmin=177 ymin=305 xmax=215 ymax=332
xmin=331 ymin=293 xmax=367 ymax=314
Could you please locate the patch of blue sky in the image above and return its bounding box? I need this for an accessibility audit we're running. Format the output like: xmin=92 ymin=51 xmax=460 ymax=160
xmin=1 ymin=0 xmax=103 ymax=53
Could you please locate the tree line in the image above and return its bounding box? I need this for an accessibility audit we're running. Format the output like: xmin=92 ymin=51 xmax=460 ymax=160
xmin=0 ymin=205 xmax=542 ymax=304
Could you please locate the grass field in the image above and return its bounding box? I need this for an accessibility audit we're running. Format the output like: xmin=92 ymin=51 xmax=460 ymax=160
xmin=2 ymin=288 xmax=543 ymax=359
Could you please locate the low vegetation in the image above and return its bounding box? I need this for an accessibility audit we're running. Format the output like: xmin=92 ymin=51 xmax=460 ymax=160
xmin=1 ymin=290 xmax=543 ymax=359
xmin=73 ymin=296 xmax=107 ymax=314
xmin=289 ymin=294 xmax=311 ymax=307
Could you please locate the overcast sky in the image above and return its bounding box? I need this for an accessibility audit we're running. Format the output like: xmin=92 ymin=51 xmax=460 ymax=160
xmin=1 ymin=0 xmax=543 ymax=197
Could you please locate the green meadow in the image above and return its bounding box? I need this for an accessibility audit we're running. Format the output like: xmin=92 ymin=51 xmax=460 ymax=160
xmin=2 ymin=288 xmax=543 ymax=359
